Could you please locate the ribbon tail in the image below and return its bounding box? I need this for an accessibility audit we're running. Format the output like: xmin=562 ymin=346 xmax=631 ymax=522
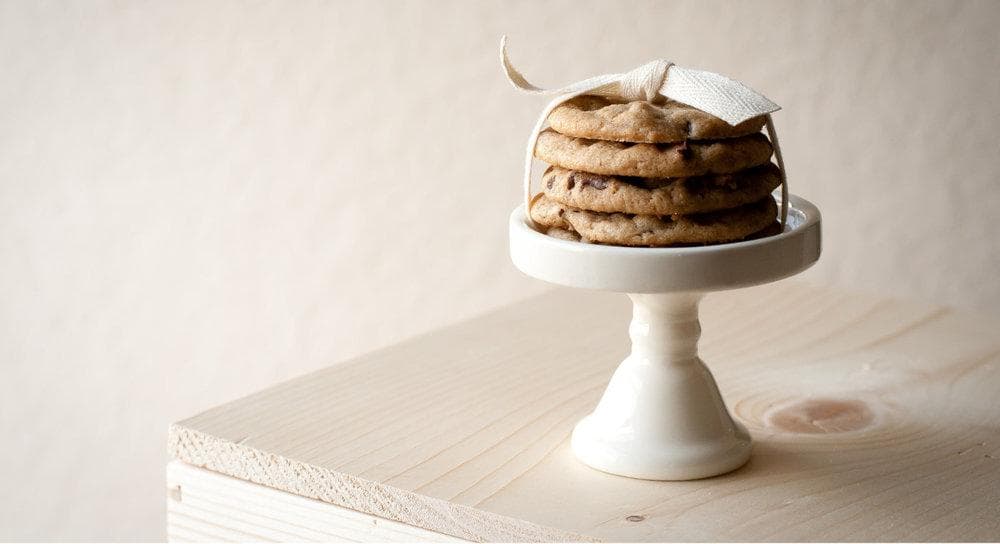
xmin=500 ymin=35 xmax=546 ymax=93
xmin=501 ymin=36 xmax=622 ymax=96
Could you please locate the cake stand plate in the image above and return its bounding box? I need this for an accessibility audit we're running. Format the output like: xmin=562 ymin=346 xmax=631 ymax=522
xmin=509 ymin=195 xmax=821 ymax=480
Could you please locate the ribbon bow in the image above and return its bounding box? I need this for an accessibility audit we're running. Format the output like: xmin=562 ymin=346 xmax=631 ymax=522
xmin=501 ymin=36 xmax=788 ymax=230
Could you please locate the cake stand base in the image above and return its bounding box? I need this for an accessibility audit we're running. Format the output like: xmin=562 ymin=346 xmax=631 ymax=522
xmin=571 ymin=292 xmax=750 ymax=480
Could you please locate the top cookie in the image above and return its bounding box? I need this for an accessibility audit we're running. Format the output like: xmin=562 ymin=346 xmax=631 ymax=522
xmin=547 ymin=95 xmax=767 ymax=143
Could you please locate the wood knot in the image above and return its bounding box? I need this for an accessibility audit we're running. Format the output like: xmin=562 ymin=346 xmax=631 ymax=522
xmin=626 ymin=515 xmax=645 ymax=522
xmin=766 ymin=399 xmax=874 ymax=434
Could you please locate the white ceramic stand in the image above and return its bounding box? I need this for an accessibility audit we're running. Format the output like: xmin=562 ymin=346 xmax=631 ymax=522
xmin=509 ymin=195 xmax=821 ymax=480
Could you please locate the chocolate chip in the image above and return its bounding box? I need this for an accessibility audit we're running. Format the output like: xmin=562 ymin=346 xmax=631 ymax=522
xmin=570 ymin=171 xmax=609 ymax=190
xmin=630 ymin=176 xmax=672 ymax=190
xmin=546 ymin=178 xmax=554 ymax=190
xmin=566 ymin=177 xmax=575 ymax=190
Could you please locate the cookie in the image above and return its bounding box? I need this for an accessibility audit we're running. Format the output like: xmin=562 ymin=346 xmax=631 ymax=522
xmin=529 ymin=194 xmax=778 ymax=246
xmin=542 ymin=227 xmax=584 ymax=242
xmin=541 ymin=220 xmax=782 ymax=245
xmin=747 ymin=221 xmax=783 ymax=240
xmin=548 ymin=95 xmax=767 ymax=143
xmin=535 ymin=129 xmax=773 ymax=178
xmin=541 ymin=163 xmax=781 ymax=215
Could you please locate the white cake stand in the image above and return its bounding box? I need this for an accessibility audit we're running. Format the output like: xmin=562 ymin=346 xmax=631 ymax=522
xmin=509 ymin=195 xmax=821 ymax=480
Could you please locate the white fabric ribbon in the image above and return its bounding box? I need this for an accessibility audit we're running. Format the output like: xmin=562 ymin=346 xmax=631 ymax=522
xmin=500 ymin=36 xmax=789 ymax=230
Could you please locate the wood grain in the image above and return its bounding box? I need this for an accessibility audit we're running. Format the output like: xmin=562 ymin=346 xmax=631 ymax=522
xmin=169 ymin=282 xmax=1000 ymax=541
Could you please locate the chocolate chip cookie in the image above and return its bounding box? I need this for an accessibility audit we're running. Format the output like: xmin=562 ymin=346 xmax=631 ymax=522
xmin=548 ymin=95 xmax=767 ymax=143
xmin=541 ymin=163 xmax=781 ymax=215
xmin=534 ymin=129 xmax=773 ymax=178
xmin=529 ymin=194 xmax=778 ymax=246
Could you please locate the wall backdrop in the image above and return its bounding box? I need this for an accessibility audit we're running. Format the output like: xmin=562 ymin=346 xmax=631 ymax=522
xmin=2 ymin=0 xmax=998 ymax=540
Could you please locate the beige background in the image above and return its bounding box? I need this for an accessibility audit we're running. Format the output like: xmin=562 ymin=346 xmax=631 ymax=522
xmin=1 ymin=0 xmax=998 ymax=540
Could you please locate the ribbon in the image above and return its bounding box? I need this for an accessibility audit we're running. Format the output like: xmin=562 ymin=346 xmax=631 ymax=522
xmin=500 ymin=36 xmax=789 ymax=230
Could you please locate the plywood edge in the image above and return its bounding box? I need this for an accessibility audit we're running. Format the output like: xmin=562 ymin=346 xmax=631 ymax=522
xmin=167 ymin=460 xmax=465 ymax=542
xmin=168 ymin=424 xmax=596 ymax=543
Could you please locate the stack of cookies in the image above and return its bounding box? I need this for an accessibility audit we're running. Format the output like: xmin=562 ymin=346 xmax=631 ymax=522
xmin=529 ymin=96 xmax=782 ymax=246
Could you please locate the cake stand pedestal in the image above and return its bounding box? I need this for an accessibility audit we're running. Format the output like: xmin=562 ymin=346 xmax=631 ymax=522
xmin=509 ymin=195 xmax=822 ymax=480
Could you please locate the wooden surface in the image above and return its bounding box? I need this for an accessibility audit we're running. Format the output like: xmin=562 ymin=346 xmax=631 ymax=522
xmin=169 ymin=282 xmax=1000 ymax=542
xmin=167 ymin=461 xmax=463 ymax=542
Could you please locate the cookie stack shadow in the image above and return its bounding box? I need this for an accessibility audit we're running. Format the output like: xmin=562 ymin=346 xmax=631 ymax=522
xmin=529 ymin=95 xmax=783 ymax=247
